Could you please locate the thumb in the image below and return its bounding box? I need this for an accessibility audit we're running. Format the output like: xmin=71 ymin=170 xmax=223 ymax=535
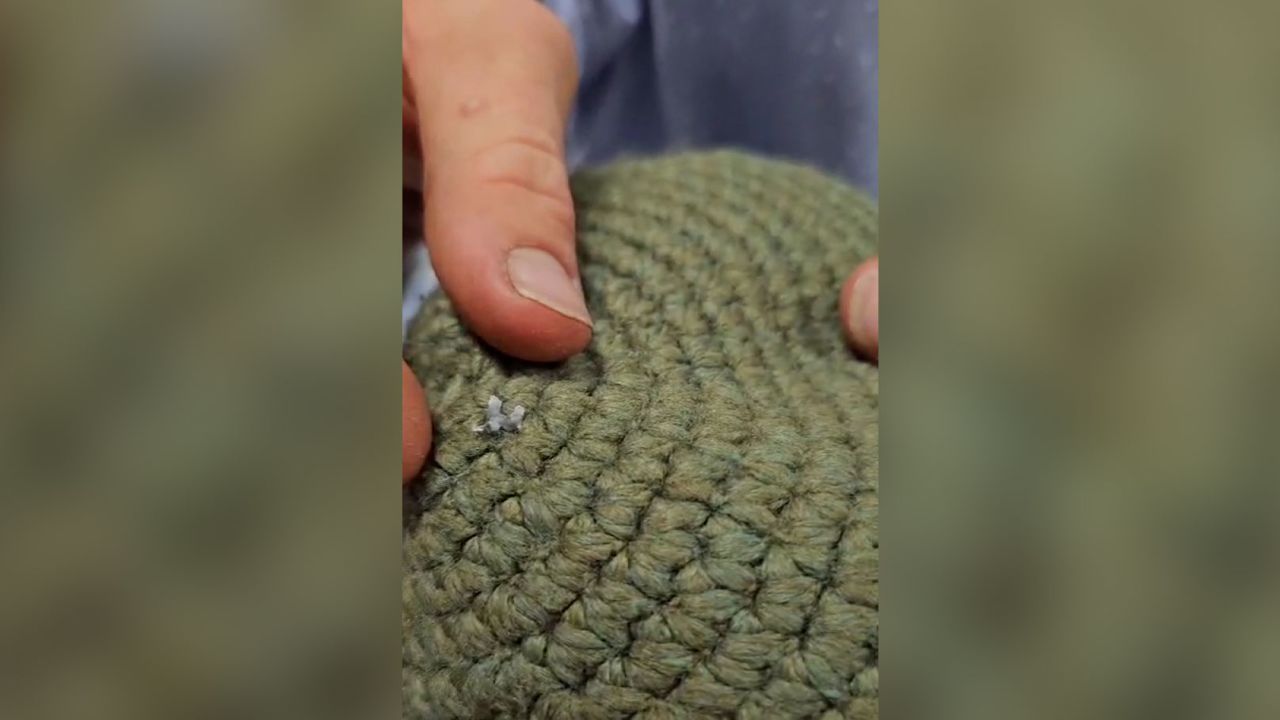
xmin=404 ymin=0 xmax=590 ymax=362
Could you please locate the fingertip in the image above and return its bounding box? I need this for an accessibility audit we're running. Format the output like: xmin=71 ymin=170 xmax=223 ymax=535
xmin=471 ymin=296 xmax=593 ymax=361
xmin=445 ymin=248 xmax=593 ymax=361
xmin=428 ymin=208 xmax=592 ymax=363
xmin=402 ymin=361 xmax=431 ymax=484
xmin=843 ymin=257 xmax=879 ymax=363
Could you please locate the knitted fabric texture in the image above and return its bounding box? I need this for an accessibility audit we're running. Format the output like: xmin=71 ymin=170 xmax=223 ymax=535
xmin=403 ymin=152 xmax=878 ymax=720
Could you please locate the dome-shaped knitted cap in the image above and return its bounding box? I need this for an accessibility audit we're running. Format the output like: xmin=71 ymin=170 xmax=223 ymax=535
xmin=403 ymin=152 xmax=878 ymax=720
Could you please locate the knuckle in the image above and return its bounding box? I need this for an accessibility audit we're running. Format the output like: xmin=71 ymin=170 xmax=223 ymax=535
xmin=473 ymin=137 xmax=575 ymax=230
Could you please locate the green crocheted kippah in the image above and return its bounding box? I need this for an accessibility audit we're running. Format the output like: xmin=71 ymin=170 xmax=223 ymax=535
xmin=403 ymin=152 xmax=878 ymax=720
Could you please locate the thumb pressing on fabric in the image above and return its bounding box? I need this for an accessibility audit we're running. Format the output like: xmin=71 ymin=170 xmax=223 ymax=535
xmin=404 ymin=0 xmax=590 ymax=363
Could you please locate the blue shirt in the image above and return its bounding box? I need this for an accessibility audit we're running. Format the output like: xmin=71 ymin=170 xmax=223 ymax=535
xmin=548 ymin=0 xmax=878 ymax=192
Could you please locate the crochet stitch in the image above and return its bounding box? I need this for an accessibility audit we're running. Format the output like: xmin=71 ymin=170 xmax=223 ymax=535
xmin=403 ymin=151 xmax=878 ymax=719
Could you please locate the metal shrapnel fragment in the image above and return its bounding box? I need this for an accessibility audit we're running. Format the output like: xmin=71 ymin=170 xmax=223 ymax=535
xmin=474 ymin=395 xmax=526 ymax=434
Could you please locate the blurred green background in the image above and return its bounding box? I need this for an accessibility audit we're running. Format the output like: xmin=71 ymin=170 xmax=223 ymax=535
xmin=3 ymin=2 xmax=400 ymax=718
xmin=885 ymin=1 xmax=1280 ymax=718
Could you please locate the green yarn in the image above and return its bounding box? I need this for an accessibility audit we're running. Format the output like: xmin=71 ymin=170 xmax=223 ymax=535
xmin=403 ymin=152 xmax=878 ymax=720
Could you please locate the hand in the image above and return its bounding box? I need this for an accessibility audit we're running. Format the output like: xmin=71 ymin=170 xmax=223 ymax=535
xmin=400 ymin=1 xmax=881 ymax=483
xmin=402 ymin=0 xmax=587 ymax=482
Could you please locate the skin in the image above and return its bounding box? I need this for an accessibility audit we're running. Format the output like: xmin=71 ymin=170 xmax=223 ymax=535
xmin=402 ymin=0 xmax=878 ymax=483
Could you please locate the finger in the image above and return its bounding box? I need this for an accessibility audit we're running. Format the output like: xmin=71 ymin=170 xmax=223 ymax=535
xmin=404 ymin=0 xmax=591 ymax=362
xmin=403 ymin=63 xmax=422 ymax=191
xmin=842 ymin=257 xmax=879 ymax=363
xmin=402 ymin=360 xmax=431 ymax=484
